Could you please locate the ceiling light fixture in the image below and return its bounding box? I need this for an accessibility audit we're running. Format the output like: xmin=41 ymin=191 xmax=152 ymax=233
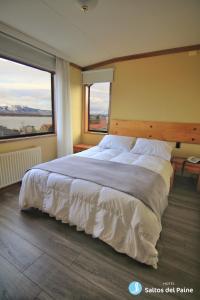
xmin=76 ymin=0 xmax=98 ymax=13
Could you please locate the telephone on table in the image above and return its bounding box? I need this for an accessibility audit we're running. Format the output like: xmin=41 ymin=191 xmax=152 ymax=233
xmin=187 ymin=156 xmax=200 ymax=164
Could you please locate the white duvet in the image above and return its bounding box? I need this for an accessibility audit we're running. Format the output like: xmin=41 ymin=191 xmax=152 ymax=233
xmin=19 ymin=146 xmax=173 ymax=268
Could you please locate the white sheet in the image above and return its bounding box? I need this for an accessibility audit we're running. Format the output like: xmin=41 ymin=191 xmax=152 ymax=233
xmin=19 ymin=146 xmax=173 ymax=268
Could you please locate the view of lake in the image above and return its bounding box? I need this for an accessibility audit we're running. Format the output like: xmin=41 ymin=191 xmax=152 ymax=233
xmin=0 ymin=115 xmax=52 ymax=131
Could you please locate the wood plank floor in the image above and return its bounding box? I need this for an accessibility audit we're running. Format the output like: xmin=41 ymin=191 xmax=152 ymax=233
xmin=0 ymin=176 xmax=199 ymax=300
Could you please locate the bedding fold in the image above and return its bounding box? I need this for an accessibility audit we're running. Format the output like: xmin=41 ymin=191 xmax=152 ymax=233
xmin=33 ymin=156 xmax=167 ymax=219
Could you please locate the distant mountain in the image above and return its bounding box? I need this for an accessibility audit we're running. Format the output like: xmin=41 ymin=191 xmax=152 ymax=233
xmin=0 ymin=105 xmax=51 ymax=116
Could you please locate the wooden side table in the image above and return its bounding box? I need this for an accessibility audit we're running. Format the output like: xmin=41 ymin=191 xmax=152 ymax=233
xmin=73 ymin=144 xmax=94 ymax=153
xmin=171 ymin=157 xmax=200 ymax=192
xmin=183 ymin=161 xmax=200 ymax=192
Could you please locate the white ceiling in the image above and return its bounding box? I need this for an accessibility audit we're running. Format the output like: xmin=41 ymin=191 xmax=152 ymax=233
xmin=0 ymin=0 xmax=199 ymax=67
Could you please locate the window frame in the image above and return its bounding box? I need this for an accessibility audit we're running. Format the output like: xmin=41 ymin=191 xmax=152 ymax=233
xmin=0 ymin=55 xmax=55 ymax=140
xmin=85 ymin=82 xmax=111 ymax=134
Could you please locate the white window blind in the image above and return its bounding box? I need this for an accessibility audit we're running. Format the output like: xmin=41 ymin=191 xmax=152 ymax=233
xmin=0 ymin=32 xmax=56 ymax=72
xmin=82 ymin=68 xmax=114 ymax=84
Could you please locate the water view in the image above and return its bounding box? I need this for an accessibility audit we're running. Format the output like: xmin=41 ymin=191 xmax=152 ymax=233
xmin=0 ymin=115 xmax=52 ymax=132
xmin=0 ymin=57 xmax=53 ymax=137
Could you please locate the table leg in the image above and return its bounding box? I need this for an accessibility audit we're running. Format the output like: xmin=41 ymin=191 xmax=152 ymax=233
xmin=170 ymin=163 xmax=175 ymax=191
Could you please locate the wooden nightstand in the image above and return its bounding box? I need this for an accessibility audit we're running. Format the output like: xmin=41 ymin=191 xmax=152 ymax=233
xmin=73 ymin=144 xmax=94 ymax=153
xmin=171 ymin=157 xmax=200 ymax=192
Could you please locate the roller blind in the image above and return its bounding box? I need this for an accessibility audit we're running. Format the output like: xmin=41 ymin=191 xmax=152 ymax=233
xmin=0 ymin=32 xmax=56 ymax=72
xmin=82 ymin=68 xmax=114 ymax=84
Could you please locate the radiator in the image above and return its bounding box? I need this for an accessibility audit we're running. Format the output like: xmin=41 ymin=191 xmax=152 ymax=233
xmin=0 ymin=147 xmax=42 ymax=189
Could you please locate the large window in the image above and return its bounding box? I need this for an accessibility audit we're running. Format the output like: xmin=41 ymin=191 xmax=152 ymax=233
xmin=87 ymin=82 xmax=111 ymax=133
xmin=0 ymin=57 xmax=54 ymax=139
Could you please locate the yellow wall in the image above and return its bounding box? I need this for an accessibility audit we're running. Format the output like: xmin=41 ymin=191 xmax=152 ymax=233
xmin=70 ymin=65 xmax=82 ymax=145
xmin=0 ymin=135 xmax=57 ymax=162
xmin=0 ymin=54 xmax=199 ymax=160
xmin=82 ymin=52 xmax=200 ymax=157
xmin=0 ymin=65 xmax=82 ymax=161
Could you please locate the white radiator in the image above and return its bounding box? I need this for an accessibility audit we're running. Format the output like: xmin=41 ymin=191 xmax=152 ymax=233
xmin=0 ymin=147 xmax=42 ymax=189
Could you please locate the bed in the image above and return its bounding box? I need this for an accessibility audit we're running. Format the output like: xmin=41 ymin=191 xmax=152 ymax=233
xmin=19 ymin=134 xmax=173 ymax=269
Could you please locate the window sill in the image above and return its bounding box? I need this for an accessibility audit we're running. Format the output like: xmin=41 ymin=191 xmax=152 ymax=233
xmin=0 ymin=133 xmax=57 ymax=144
xmin=84 ymin=131 xmax=107 ymax=136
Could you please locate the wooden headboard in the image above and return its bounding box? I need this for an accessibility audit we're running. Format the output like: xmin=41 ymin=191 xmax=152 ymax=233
xmin=109 ymin=119 xmax=200 ymax=144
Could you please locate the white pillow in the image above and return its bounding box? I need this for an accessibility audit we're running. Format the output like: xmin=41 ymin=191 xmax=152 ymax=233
xmin=98 ymin=135 xmax=135 ymax=151
xmin=130 ymin=138 xmax=173 ymax=161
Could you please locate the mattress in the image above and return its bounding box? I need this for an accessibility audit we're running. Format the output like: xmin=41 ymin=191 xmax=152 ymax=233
xmin=19 ymin=146 xmax=173 ymax=268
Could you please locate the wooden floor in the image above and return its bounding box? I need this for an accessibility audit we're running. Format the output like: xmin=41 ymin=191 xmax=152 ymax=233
xmin=0 ymin=176 xmax=199 ymax=300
